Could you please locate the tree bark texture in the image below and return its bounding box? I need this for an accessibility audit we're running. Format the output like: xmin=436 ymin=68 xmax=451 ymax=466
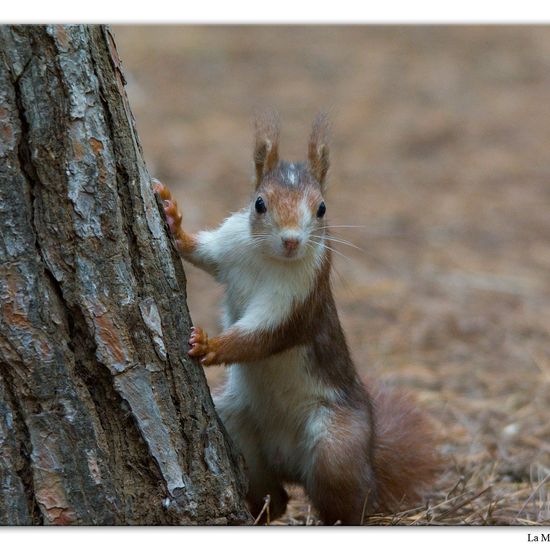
xmin=0 ymin=25 xmax=250 ymax=525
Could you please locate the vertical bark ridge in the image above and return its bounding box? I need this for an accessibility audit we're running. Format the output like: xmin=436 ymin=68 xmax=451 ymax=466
xmin=0 ymin=365 xmax=40 ymax=524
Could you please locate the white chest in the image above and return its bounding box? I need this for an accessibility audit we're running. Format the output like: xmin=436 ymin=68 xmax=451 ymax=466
xmin=220 ymin=254 xmax=317 ymax=328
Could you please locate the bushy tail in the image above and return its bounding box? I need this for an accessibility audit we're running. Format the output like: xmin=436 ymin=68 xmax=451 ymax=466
xmin=366 ymin=381 xmax=443 ymax=512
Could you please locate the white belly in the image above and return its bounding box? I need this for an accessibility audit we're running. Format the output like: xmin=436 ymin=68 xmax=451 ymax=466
xmin=218 ymin=345 xmax=336 ymax=481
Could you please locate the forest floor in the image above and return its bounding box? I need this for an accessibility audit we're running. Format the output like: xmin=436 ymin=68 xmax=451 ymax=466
xmin=114 ymin=25 xmax=550 ymax=525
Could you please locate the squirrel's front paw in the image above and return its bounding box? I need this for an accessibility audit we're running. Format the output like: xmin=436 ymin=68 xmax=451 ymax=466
xmin=188 ymin=326 xmax=219 ymax=366
xmin=153 ymin=179 xmax=184 ymax=243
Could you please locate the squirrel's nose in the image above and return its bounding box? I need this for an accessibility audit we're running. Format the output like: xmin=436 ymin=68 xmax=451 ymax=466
xmin=282 ymin=237 xmax=300 ymax=252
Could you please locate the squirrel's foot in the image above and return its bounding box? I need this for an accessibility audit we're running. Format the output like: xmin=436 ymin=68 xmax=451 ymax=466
xmin=152 ymin=178 xmax=170 ymax=200
xmin=153 ymin=179 xmax=185 ymax=246
xmin=188 ymin=326 xmax=219 ymax=366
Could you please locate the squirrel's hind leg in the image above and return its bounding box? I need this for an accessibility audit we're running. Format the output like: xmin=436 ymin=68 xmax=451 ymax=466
xmin=304 ymin=410 xmax=377 ymax=525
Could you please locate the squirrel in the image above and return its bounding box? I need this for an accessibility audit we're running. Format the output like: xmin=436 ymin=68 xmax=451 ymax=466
xmin=154 ymin=113 xmax=442 ymax=525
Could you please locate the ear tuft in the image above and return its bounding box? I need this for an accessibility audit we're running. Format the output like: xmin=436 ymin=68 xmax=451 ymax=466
xmin=254 ymin=110 xmax=280 ymax=188
xmin=308 ymin=113 xmax=330 ymax=188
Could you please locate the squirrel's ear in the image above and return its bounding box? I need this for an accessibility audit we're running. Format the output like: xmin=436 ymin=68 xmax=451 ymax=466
xmin=254 ymin=110 xmax=280 ymax=189
xmin=308 ymin=113 xmax=330 ymax=189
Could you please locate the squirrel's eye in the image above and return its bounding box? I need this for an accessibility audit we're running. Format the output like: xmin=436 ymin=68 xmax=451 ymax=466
xmin=255 ymin=196 xmax=267 ymax=214
xmin=317 ymin=201 xmax=326 ymax=218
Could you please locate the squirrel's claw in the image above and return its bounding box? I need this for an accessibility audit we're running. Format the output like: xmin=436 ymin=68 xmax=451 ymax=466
xmin=153 ymin=179 xmax=197 ymax=256
xmin=188 ymin=326 xmax=209 ymax=354
xmin=188 ymin=326 xmax=218 ymax=365
xmin=152 ymin=179 xmax=171 ymax=200
xmin=163 ymin=200 xmax=182 ymax=231
xmin=153 ymin=180 xmax=184 ymax=240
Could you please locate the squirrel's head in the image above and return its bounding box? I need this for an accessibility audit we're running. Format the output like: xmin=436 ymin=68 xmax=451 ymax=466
xmin=250 ymin=112 xmax=330 ymax=262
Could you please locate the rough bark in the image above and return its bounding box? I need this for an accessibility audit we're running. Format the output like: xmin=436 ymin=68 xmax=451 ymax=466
xmin=0 ymin=24 xmax=250 ymax=525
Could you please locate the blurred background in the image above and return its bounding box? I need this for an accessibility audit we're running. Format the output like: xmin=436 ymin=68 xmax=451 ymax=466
xmin=114 ymin=26 xmax=550 ymax=524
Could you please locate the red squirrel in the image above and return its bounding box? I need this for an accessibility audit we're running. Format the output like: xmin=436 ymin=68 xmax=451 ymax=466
xmin=154 ymin=113 xmax=441 ymax=525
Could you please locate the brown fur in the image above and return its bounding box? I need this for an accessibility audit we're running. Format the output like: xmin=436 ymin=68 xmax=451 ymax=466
xmin=254 ymin=110 xmax=280 ymax=187
xmin=368 ymin=382 xmax=443 ymax=512
xmin=308 ymin=113 xmax=330 ymax=187
xmin=261 ymin=184 xmax=304 ymax=229
xmin=304 ymin=385 xmax=442 ymax=524
xmin=226 ymin=375 xmax=441 ymax=526
xmin=306 ymin=405 xmax=377 ymax=525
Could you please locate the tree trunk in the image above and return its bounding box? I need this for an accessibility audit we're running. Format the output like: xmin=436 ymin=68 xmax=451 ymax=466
xmin=0 ymin=24 xmax=250 ymax=525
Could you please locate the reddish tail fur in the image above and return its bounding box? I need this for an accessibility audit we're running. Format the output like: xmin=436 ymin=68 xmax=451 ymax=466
xmin=367 ymin=380 xmax=442 ymax=513
xmin=305 ymin=381 xmax=442 ymax=525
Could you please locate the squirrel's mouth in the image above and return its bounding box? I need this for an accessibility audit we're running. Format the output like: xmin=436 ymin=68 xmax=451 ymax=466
xmin=266 ymin=243 xmax=303 ymax=262
xmin=282 ymin=250 xmax=300 ymax=260
xmin=275 ymin=245 xmax=307 ymax=262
